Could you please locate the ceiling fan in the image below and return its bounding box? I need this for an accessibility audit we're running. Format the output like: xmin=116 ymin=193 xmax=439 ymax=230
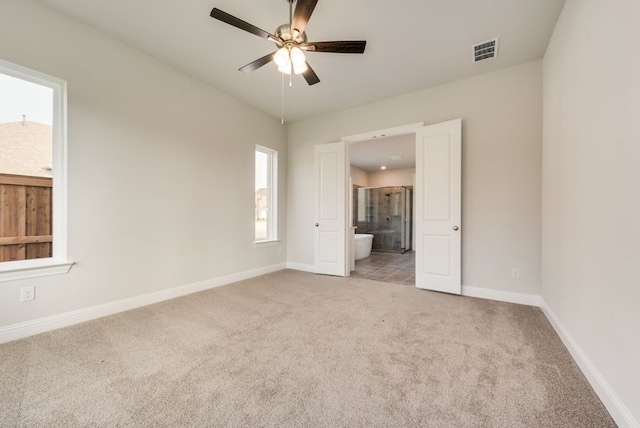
xmin=210 ymin=0 xmax=367 ymax=86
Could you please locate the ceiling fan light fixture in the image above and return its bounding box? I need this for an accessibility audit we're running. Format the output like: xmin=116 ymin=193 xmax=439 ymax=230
xmin=278 ymin=64 xmax=292 ymax=74
xmin=274 ymin=47 xmax=290 ymax=68
xmin=293 ymin=61 xmax=307 ymax=74
xmin=290 ymin=46 xmax=306 ymax=66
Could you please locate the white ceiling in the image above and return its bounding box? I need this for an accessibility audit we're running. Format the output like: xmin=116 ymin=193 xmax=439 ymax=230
xmin=350 ymin=134 xmax=416 ymax=172
xmin=37 ymin=0 xmax=565 ymax=123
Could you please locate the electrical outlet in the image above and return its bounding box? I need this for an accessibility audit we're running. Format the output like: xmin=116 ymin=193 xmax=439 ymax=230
xmin=511 ymin=268 xmax=520 ymax=279
xmin=20 ymin=286 xmax=35 ymax=302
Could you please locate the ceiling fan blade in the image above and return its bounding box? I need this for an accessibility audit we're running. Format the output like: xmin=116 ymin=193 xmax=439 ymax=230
xmin=210 ymin=8 xmax=277 ymax=41
xmin=308 ymin=41 xmax=367 ymax=54
xmin=302 ymin=62 xmax=320 ymax=86
xmin=292 ymin=0 xmax=318 ymax=37
xmin=239 ymin=52 xmax=276 ymax=73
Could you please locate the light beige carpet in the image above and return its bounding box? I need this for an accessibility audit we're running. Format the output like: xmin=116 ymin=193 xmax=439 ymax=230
xmin=0 ymin=270 xmax=615 ymax=427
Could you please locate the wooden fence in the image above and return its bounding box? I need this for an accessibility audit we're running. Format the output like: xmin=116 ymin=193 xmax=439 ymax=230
xmin=0 ymin=173 xmax=52 ymax=262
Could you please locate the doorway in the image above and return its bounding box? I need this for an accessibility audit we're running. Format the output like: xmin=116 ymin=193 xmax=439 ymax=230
xmin=314 ymin=120 xmax=462 ymax=294
xmin=345 ymin=123 xmax=422 ymax=284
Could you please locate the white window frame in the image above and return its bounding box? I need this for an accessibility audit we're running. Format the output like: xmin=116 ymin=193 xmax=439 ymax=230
xmin=0 ymin=59 xmax=73 ymax=282
xmin=254 ymin=145 xmax=278 ymax=246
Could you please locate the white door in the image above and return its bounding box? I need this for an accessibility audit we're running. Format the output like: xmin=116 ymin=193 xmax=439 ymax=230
xmin=415 ymin=119 xmax=462 ymax=294
xmin=314 ymin=141 xmax=347 ymax=276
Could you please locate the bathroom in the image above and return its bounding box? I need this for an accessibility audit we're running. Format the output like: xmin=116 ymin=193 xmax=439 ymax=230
xmin=353 ymin=186 xmax=413 ymax=254
xmin=350 ymin=134 xmax=416 ymax=285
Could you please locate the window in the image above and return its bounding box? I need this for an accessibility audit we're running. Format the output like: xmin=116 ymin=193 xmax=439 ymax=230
xmin=0 ymin=59 xmax=71 ymax=281
xmin=255 ymin=145 xmax=277 ymax=243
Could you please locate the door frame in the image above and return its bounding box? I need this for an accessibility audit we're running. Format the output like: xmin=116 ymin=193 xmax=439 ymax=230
xmin=321 ymin=120 xmax=462 ymax=288
xmin=342 ymin=122 xmax=425 ymax=145
xmin=341 ymin=122 xmax=425 ymax=276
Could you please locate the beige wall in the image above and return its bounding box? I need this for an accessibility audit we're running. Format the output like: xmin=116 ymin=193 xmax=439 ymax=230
xmin=349 ymin=165 xmax=369 ymax=187
xmin=349 ymin=166 xmax=415 ymax=188
xmin=542 ymin=0 xmax=640 ymax=422
xmin=367 ymin=168 xmax=415 ymax=188
xmin=0 ymin=0 xmax=286 ymax=328
xmin=288 ymin=61 xmax=543 ymax=294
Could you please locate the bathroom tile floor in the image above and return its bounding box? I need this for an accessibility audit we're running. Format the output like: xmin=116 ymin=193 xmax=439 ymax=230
xmin=352 ymin=251 xmax=415 ymax=286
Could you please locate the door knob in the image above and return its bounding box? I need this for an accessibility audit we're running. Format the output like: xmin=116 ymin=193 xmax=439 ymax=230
xmin=453 ymin=226 xmax=459 ymax=231
xmin=315 ymin=223 xmax=319 ymax=227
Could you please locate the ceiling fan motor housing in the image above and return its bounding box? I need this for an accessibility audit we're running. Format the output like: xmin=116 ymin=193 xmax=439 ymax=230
xmin=275 ymin=24 xmax=307 ymax=45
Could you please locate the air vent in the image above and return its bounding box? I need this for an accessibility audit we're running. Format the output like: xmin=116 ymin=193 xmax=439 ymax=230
xmin=473 ymin=38 xmax=499 ymax=62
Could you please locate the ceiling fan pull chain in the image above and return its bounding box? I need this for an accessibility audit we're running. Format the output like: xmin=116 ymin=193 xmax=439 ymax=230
xmin=281 ymin=72 xmax=285 ymax=125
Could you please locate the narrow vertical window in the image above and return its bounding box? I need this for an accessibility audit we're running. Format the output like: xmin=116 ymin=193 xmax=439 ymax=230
xmin=255 ymin=145 xmax=277 ymax=243
xmin=0 ymin=59 xmax=71 ymax=280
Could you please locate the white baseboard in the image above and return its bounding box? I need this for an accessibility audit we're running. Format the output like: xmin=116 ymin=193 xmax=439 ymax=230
xmin=286 ymin=262 xmax=315 ymax=273
xmin=540 ymin=299 xmax=638 ymax=428
xmin=0 ymin=263 xmax=286 ymax=345
xmin=462 ymin=285 xmax=541 ymax=307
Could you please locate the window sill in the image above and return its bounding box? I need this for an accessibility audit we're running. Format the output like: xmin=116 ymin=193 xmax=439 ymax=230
xmin=254 ymin=240 xmax=281 ymax=248
xmin=0 ymin=259 xmax=74 ymax=283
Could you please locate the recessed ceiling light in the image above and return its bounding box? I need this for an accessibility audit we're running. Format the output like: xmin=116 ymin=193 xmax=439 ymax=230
xmin=380 ymin=166 xmax=387 ymax=170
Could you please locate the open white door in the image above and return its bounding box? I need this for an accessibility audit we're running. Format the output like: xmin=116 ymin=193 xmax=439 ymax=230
xmin=314 ymin=141 xmax=347 ymax=276
xmin=415 ymin=119 xmax=462 ymax=294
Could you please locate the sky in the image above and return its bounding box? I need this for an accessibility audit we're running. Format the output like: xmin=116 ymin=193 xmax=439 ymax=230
xmin=255 ymin=150 xmax=268 ymax=191
xmin=0 ymin=73 xmax=53 ymax=125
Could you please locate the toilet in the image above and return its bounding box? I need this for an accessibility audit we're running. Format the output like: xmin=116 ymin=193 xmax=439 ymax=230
xmin=354 ymin=234 xmax=374 ymax=260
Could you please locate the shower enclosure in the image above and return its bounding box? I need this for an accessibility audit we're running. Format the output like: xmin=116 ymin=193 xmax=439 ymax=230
xmin=353 ymin=186 xmax=413 ymax=253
